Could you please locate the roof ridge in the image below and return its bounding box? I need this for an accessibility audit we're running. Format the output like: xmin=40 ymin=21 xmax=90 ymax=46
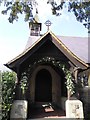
xmin=49 ymin=31 xmax=89 ymax=68
xmin=56 ymin=35 xmax=88 ymax=38
xmin=5 ymin=30 xmax=89 ymax=69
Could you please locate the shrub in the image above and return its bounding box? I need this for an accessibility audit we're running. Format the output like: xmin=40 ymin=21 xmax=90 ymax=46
xmin=2 ymin=71 xmax=16 ymax=120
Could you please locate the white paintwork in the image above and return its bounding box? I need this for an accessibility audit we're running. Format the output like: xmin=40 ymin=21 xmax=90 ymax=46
xmin=66 ymin=100 xmax=84 ymax=119
xmin=10 ymin=100 xmax=28 ymax=119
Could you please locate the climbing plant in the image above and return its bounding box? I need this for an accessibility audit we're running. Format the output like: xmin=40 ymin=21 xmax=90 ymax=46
xmin=20 ymin=72 xmax=28 ymax=99
xmin=34 ymin=57 xmax=75 ymax=96
xmin=20 ymin=56 xmax=75 ymax=98
xmin=20 ymin=65 xmax=32 ymax=99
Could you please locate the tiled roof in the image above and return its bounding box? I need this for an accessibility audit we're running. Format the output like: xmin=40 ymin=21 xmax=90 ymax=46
xmin=25 ymin=33 xmax=89 ymax=63
xmin=5 ymin=31 xmax=89 ymax=70
xmin=57 ymin=36 xmax=89 ymax=63
xmin=25 ymin=36 xmax=40 ymax=50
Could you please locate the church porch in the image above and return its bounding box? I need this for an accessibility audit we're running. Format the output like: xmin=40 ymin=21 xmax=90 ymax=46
xmin=28 ymin=65 xmax=67 ymax=103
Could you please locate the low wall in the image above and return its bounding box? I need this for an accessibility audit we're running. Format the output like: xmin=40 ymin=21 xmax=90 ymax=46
xmin=10 ymin=100 xmax=28 ymax=120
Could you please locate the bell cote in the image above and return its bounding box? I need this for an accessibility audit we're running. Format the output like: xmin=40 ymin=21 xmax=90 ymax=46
xmin=29 ymin=10 xmax=42 ymax=36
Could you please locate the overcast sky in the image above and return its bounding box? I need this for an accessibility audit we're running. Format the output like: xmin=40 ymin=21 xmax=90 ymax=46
xmin=0 ymin=0 xmax=88 ymax=70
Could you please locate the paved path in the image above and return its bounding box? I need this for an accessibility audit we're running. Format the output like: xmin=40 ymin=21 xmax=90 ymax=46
xmin=28 ymin=103 xmax=66 ymax=119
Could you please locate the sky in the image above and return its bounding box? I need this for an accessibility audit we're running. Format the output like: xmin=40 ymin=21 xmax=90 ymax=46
xmin=0 ymin=0 xmax=88 ymax=71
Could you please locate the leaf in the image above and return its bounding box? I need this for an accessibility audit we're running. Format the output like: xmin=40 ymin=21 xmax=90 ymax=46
xmin=1 ymin=10 xmax=7 ymax=14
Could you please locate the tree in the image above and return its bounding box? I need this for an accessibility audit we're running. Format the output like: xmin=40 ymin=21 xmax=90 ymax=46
xmin=48 ymin=0 xmax=90 ymax=32
xmin=0 ymin=0 xmax=90 ymax=32
xmin=0 ymin=0 xmax=37 ymax=23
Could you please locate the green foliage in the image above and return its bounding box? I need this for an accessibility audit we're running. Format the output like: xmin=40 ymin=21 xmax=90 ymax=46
xmin=48 ymin=0 xmax=90 ymax=32
xmin=20 ymin=72 xmax=28 ymax=99
xmin=36 ymin=57 xmax=75 ymax=95
xmin=2 ymin=71 xmax=16 ymax=120
xmin=68 ymin=1 xmax=90 ymax=31
xmin=0 ymin=0 xmax=37 ymax=23
xmin=0 ymin=0 xmax=90 ymax=31
xmin=65 ymin=71 xmax=75 ymax=95
xmin=21 ymin=57 xmax=75 ymax=98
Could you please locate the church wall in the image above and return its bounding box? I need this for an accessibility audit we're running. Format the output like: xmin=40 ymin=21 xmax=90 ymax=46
xmin=77 ymin=69 xmax=90 ymax=118
xmin=29 ymin=65 xmax=62 ymax=107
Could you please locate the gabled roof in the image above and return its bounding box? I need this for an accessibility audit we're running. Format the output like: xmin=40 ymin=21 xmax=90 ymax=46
xmin=5 ymin=30 xmax=89 ymax=71
xmin=57 ymin=36 xmax=88 ymax=63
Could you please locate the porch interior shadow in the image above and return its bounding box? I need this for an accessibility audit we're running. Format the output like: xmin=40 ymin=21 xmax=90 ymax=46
xmin=35 ymin=69 xmax=52 ymax=102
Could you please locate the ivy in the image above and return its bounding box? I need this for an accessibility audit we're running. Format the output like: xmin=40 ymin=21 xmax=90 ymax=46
xmin=20 ymin=72 xmax=28 ymax=99
xmin=65 ymin=71 xmax=75 ymax=95
xmin=20 ymin=56 xmax=75 ymax=98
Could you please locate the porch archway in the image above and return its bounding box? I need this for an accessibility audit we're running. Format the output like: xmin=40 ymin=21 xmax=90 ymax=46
xmin=35 ymin=69 xmax=52 ymax=102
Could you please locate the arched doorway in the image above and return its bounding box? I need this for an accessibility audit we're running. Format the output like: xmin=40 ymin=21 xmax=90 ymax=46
xmin=35 ymin=69 xmax=52 ymax=102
